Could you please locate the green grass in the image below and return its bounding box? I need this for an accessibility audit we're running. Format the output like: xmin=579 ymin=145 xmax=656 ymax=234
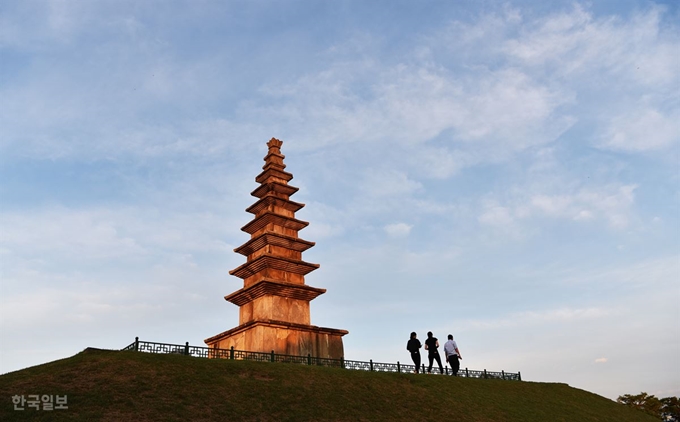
xmin=0 ymin=348 xmax=657 ymax=422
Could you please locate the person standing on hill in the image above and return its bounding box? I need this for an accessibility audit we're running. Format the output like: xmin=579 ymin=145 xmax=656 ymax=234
xmin=443 ymin=334 xmax=462 ymax=376
xmin=406 ymin=332 xmax=422 ymax=374
xmin=424 ymin=331 xmax=443 ymax=374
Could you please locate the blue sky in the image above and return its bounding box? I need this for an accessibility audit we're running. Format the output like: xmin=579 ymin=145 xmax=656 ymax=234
xmin=1 ymin=0 xmax=678 ymax=401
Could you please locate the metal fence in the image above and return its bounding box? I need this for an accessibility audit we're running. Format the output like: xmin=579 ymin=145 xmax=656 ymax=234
xmin=121 ymin=337 xmax=521 ymax=381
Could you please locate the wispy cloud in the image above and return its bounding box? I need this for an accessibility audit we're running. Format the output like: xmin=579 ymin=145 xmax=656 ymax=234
xmin=478 ymin=180 xmax=639 ymax=231
xmin=384 ymin=223 xmax=413 ymax=237
xmin=600 ymin=108 xmax=680 ymax=151
xmin=458 ymin=306 xmax=615 ymax=331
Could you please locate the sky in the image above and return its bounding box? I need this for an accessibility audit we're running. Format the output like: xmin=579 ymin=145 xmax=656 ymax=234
xmin=1 ymin=0 xmax=679 ymax=401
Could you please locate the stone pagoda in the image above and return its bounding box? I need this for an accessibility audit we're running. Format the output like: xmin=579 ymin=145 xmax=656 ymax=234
xmin=205 ymin=138 xmax=348 ymax=359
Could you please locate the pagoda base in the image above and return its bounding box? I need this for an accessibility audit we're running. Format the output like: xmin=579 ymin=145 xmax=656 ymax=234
xmin=205 ymin=319 xmax=348 ymax=360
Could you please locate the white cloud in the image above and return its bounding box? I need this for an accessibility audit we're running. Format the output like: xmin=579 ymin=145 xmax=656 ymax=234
xmin=405 ymin=146 xmax=468 ymax=179
xmin=252 ymin=60 xmax=575 ymax=159
xmin=459 ymin=306 xmax=614 ymax=331
xmin=499 ymin=5 xmax=679 ymax=153
xmin=360 ymin=170 xmax=422 ymax=197
xmin=478 ymin=184 xmax=637 ymax=230
xmin=3 ymin=2 xmax=677 ymax=171
xmin=303 ymin=222 xmax=345 ymax=240
xmin=452 ymin=69 xmax=574 ymax=147
xmin=530 ymin=194 xmax=573 ymax=216
xmin=0 ymin=208 xmax=147 ymax=260
xmin=384 ymin=223 xmax=412 ymax=237
xmin=573 ymin=210 xmax=594 ymax=221
xmin=600 ymin=108 xmax=680 ymax=152
xmin=503 ymin=5 xmax=678 ymax=86
xmin=0 ymin=206 xmax=241 ymax=275
xmin=478 ymin=205 xmax=514 ymax=226
xmin=559 ymin=255 xmax=680 ymax=289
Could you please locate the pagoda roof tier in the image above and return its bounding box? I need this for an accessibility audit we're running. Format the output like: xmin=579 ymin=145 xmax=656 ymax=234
xmin=262 ymin=148 xmax=286 ymax=166
xmin=240 ymin=212 xmax=309 ymax=235
xmin=234 ymin=232 xmax=315 ymax=256
xmin=224 ymin=279 xmax=326 ymax=306
xmin=251 ymin=181 xmax=299 ymax=199
xmin=229 ymin=253 xmax=319 ymax=279
xmin=262 ymin=159 xmax=286 ymax=172
xmin=245 ymin=196 xmax=304 ymax=215
xmin=255 ymin=167 xmax=293 ymax=184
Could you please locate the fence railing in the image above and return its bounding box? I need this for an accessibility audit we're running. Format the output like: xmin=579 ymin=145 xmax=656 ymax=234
xmin=121 ymin=337 xmax=521 ymax=381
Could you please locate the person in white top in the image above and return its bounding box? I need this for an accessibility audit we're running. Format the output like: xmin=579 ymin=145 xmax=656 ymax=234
xmin=443 ymin=334 xmax=462 ymax=376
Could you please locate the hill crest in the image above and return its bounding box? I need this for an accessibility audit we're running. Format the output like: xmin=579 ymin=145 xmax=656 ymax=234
xmin=0 ymin=348 xmax=657 ymax=422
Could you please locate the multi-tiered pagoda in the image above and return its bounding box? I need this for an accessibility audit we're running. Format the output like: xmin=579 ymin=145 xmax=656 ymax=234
xmin=205 ymin=138 xmax=347 ymax=359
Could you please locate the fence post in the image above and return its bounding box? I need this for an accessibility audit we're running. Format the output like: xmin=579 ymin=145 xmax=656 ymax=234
xmin=230 ymin=346 xmax=234 ymax=360
xmin=397 ymin=361 xmax=400 ymax=373
xmin=370 ymin=359 xmax=373 ymax=371
xmin=518 ymin=371 xmax=521 ymax=381
xmin=465 ymin=367 xmax=469 ymax=377
xmin=271 ymin=350 xmax=275 ymax=362
xmin=422 ymin=364 xmax=425 ymax=373
xmin=184 ymin=342 xmax=189 ymax=356
xmin=307 ymin=354 xmax=312 ymax=365
xmin=134 ymin=337 xmax=139 ymax=352
xmin=341 ymin=356 xmax=345 ymax=369
xmin=484 ymin=369 xmax=487 ymax=379
xmin=502 ymin=370 xmax=505 ymax=380
xmin=445 ymin=366 xmax=449 ymax=375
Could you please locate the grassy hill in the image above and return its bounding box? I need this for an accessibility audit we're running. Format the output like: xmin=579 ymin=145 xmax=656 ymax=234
xmin=0 ymin=348 xmax=657 ymax=422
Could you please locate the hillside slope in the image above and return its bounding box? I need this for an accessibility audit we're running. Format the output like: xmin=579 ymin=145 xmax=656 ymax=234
xmin=0 ymin=348 xmax=656 ymax=422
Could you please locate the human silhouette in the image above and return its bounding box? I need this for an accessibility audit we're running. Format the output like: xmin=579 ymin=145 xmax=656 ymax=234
xmin=424 ymin=331 xmax=443 ymax=374
xmin=406 ymin=332 xmax=422 ymax=374
xmin=443 ymin=334 xmax=462 ymax=376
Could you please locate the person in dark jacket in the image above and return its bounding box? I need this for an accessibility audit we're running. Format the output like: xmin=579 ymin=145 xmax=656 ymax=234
xmin=424 ymin=331 xmax=444 ymax=374
xmin=406 ymin=332 xmax=422 ymax=373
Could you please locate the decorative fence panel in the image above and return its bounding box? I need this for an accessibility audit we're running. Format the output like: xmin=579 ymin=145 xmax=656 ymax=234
xmin=121 ymin=338 xmax=521 ymax=381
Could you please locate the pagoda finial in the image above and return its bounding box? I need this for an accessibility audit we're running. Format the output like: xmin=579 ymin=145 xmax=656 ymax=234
xmin=263 ymin=138 xmax=286 ymax=172
xmin=267 ymin=137 xmax=283 ymax=149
